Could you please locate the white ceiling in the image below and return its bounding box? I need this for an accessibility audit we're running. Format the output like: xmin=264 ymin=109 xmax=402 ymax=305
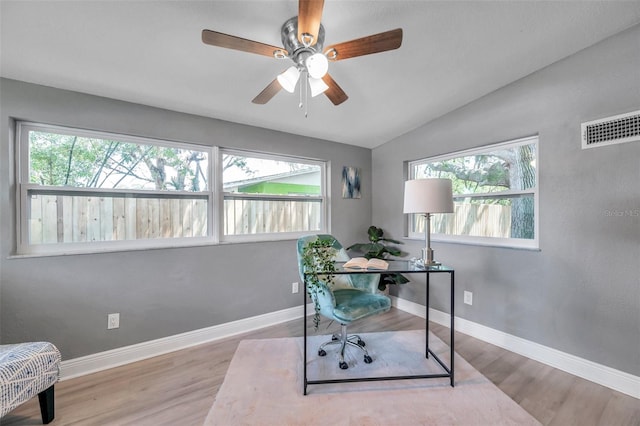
xmin=2 ymin=1 xmax=640 ymax=148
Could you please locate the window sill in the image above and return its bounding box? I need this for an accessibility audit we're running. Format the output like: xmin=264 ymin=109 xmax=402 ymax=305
xmin=9 ymin=235 xmax=308 ymax=259
xmin=402 ymin=236 xmax=541 ymax=252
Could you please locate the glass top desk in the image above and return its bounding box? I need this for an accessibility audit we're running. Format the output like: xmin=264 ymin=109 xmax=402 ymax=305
xmin=302 ymin=260 xmax=455 ymax=395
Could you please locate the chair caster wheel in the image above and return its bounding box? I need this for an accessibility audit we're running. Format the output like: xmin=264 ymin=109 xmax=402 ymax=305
xmin=357 ymin=339 xmax=366 ymax=347
xmin=318 ymin=349 xmax=327 ymax=357
xmin=331 ymin=335 xmax=339 ymax=341
xmin=339 ymin=361 xmax=348 ymax=370
xmin=364 ymin=355 xmax=373 ymax=364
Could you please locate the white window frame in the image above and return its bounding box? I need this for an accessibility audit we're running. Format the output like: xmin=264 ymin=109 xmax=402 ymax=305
xmin=16 ymin=121 xmax=216 ymax=255
xmin=219 ymin=148 xmax=328 ymax=243
xmin=15 ymin=121 xmax=329 ymax=256
xmin=407 ymin=136 xmax=539 ymax=250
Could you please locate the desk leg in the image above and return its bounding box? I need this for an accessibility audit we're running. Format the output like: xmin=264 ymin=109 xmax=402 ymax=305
xmin=450 ymin=270 xmax=455 ymax=387
xmin=303 ymin=281 xmax=308 ymax=395
xmin=425 ymin=271 xmax=430 ymax=358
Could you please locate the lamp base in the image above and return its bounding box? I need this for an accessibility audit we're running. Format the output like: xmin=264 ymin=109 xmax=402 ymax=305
xmin=413 ymin=258 xmax=441 ymax=269
xmin=421 ymin=247 xmax=441 ymax=266
xmin=417 ymin=258 xmax=441 ymax=266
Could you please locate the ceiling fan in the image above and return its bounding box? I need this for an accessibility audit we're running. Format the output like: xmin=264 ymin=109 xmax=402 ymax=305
xmin=201 ymin=0 xmax=402 ymax=106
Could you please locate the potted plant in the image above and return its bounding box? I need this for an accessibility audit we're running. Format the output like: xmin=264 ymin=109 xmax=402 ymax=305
xmin=301 ymin=237 xmax=337 ymax=329
xmin=347 ymin=226 xmax=410 ymax=291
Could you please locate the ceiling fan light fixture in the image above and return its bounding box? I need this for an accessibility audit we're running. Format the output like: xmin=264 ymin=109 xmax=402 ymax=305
xmin=201 ymin=2 xmax=403 ymax=108
xmin=305 ymin=53 xmax=329 ymax=79
xmin=277 ymin=66 xmax=300 ymax=93
xmin=308 ymin=76 xmax=329 ymax=97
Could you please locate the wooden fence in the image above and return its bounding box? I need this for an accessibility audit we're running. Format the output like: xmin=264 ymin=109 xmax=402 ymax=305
xmin=420 ymin=202 xmax=512 ymax=238
xmin=30 ymin=194 xmax=507 ymax=244
xmin=29 ymin=194 xmax=208 ymax=244
xmin=223 ymin=198 xmax=321 ymax=235
xmin=29 ymin=193 xmax=321 ymax=244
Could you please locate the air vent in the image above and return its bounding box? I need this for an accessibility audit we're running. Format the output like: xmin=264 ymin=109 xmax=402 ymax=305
xmin=581 ymin=110 xmax=640 ymax=149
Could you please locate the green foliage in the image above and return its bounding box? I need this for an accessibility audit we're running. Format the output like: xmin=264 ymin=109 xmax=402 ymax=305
xmin=28 ymin=130 xmax=213 ymax=191
xmin=423 ymin=155 xmax=510 ymax=194
xmin=347 ymin=226 xmax=409 ymax=291
xmin=29 ymin=130 xmax=303 ymax=194
xmin=301 ymin=237 xmax=337 ymax=330
xmin=346 ymin=226 xmax=402 ymax=259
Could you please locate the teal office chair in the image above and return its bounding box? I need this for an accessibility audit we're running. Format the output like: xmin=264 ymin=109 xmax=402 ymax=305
xmin=297 ymin=235 xmax=391 ymax=369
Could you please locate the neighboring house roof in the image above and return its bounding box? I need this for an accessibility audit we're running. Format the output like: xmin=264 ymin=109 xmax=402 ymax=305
xmin=223 ymin=167 xmax=319 ymax=190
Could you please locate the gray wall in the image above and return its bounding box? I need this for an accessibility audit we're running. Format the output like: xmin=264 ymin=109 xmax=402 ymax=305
xmin=0 ymin=78 xmax=373 ymax=359
xmin=373 ymin=24 xmax=640 ymax=375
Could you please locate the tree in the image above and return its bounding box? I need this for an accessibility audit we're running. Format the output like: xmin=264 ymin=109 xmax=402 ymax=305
xmin=419 ymin=143 xmax=536 ymax=239
xmin=27 ymin=131 xmax=256 ymax=192
xmin=496 ymin=144 xmax=535 ymax=239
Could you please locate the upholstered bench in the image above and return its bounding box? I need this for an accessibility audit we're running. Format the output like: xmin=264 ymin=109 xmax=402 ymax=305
xmin=0 ymin=342 xmax=61 ymax=424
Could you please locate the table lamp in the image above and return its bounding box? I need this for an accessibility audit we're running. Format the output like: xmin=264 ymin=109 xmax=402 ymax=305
xmin=403 ymin=178 xmax=454 ymax=265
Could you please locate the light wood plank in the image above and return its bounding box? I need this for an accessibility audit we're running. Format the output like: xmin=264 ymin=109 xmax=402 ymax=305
xmin=4 ymin=309 xmax=639 ymax=425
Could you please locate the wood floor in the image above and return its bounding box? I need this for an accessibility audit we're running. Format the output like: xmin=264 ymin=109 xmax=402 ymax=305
xmin=4 ymin=308 xmax=639 ymax=425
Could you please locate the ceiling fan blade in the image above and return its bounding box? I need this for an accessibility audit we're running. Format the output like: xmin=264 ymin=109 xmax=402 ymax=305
xmin=298 ymin=0 xmax=325 ymax=44
xmin=252 ymin=79 xmax=282 ymax=104
xmin=322 ymin=74 xmax=348 ymax=105
xmin=324 ymin=28 xmax=403 ymax=61
xmin=202 ymin=29 xmax=285 ymax=58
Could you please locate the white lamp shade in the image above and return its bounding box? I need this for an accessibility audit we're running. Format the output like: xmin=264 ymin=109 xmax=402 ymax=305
xmin=305 ymin=53 xmax=329 ymax=79
xmin=308 ymin=77 xmax=329 ymax=97
xmin=277 ymin=66 xmax=300 ymax=93
xmin=403 ymin=179 xmax=454 ymax=214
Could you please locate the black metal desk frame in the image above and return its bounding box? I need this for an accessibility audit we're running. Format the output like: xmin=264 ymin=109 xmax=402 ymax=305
xmin=302 ymin=261 xmax=455 ymax=395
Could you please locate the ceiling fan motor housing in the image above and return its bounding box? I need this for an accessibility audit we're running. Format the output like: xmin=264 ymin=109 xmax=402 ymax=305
xmin=281 ymin=16 xmax=325 ymax=66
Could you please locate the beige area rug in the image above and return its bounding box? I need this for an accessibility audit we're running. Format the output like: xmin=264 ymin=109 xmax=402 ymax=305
xmin=205 ymin=330 xmax=541 ymax=425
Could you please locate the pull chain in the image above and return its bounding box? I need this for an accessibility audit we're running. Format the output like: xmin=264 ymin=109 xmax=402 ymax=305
xmin=297 ymin=71 xmax=309 ymax=118
xmin=304 ymin=73 xmax=309 ymax=118
xmin=299 ymin=72 xmax=303 ymax=109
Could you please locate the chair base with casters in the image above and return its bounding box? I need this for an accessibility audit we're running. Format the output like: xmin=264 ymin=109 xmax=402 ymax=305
xmin=0 ymin=342 xmax=61 ymax=424
xmin=318 ymin=324 xmax=373 ymax=370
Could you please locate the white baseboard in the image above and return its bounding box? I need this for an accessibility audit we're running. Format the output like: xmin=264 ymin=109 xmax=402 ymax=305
xmin=60 ymin=303 xmax=313 ymax=381
xmin=391 ymin=296 xmax=640 ymax=399
xmin=62 ymin=298 xmax=638 ymax=400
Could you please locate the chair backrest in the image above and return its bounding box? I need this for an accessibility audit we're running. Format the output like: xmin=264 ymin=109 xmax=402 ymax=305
xmin=296 ymin=234 xmax=380 ymax=294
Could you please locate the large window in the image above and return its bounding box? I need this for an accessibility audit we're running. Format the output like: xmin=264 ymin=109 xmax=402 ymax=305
xmin=408 ymin=136 xmax=538 ymax=249
xmin=16 ymin=122 xmax=327 ymax=255
xmin=221 ymin=150 xmax=325 ymax=241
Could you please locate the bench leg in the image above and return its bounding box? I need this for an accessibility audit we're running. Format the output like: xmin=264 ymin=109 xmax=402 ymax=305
xmin=37 ymin=385 xmax=55 ymax=424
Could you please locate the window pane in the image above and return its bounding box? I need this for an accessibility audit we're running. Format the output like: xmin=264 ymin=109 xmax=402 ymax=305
xmin=28 ymin=130 xmax=209 ymax=191
xmin=223 ymin=154 xmax=321 ymax=196
xmin=413 ymin=143 xmax=536 ymax=194
xmin=223 ymin=198 xmax=322 ymax=235
xmin=413 ymin=194 xmax=535 ymax=240
xmin=27 ymin=190 xmax=208 ymax=244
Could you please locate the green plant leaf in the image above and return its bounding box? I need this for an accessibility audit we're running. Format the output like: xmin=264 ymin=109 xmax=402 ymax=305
xmin=385 ymin=246 xmax=402 ymax=256
xmin=367 ymin=226 xmax=383 ymax=242
xmin=301 ymin=238 xmax=337 ymax=330
xmin=379 ymin=237 xmax=402 ymax=244
xmin=347 ymin=226 xmax=411 ymax=290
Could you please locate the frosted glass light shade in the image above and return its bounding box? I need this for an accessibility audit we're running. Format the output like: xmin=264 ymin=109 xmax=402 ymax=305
xmin=308 ymin=77 xmax=329 ymax=97
xmin=277 ymin=66 xmax=300 ymax=93
xmin=305 ymin=53 xmax=329 ymax=79
xmin=403 ymin=179 xmax=454 ymax=214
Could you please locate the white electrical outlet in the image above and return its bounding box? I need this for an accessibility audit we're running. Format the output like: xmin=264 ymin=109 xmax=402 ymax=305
xmin=463 ymin=291 xmax=473 ymax=306
xmin=107 ymin=313 xmax=120 ymax=329
xmin=292 ymin=282 xmax=299 ymax=294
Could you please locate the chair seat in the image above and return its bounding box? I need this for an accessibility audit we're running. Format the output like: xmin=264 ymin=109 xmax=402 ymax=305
xmin=0 ymin=342 xmax=61 ymax=419
xmin=332 ymin=289 xmax=391 ymax=323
